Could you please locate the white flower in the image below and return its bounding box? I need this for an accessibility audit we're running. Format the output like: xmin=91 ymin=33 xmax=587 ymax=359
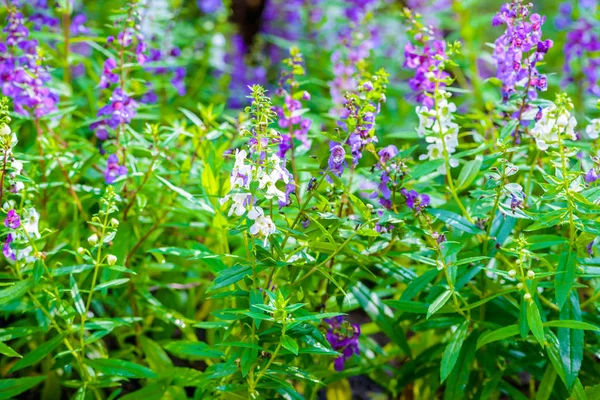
xmin=248 ymin=206 xmax=276 ymax=245
xmin=415 ymin=90 xmax=460 ymax=174
xmin=107 ymin=254 xmax=117 ymax=266
xmin=531 ymin=105 xmax=577 ymax=151
xmin=22 ymin=208 xmax=40 ymax=239
xmin=586 ymin=118 xmax=600 ymax=139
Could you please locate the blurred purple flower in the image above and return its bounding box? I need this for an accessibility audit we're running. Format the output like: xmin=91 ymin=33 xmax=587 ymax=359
xmin=324 ymin=316 xmax=360 ymax=372
xmin=104 ymin=154 xmax=128 ymax=184
xmin=4 ymin=210 xmax=21 ymax=229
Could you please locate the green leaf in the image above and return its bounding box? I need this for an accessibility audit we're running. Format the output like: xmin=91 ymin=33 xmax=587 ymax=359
xmin=456 ymin=158 xmax=482 ymax=192
xmin=139 ymin=336 xmax=173 ymax=373
xmin=0 ymin=376 xmax=46 ymax=400
xmin=87 ymin=359 xmax=157 ymax=379
xmin=555 ymin=251 xmax=577 ymax=309
xmin=476 ymin=325 xmax=519 ymax=349
xmin=480 ymin=371 xmax=503 ymax=400
xmin=10 ymin=334 xmax=65 ymax=372
xmin=440 ymin=321 xmax=469 ymax=382
xmin=544 ymin=320 xmax=600 ymax=331
xmin=0 ymin=342 xmax=21 ymax=358
xmin=536 ymin=364 xmax=557 ymax=400
xmin=351 ymin=282 xmax=411 ymax=356
xmin=429 ymin=209 xmax=483 ymax=234
xmin=120 ymin=383 xmax=166 ymax=400
xmin=558 ymin=294 xmax=584 ymax=391
xmin=0 ymin=279 xmax=32 ymax=306
xmin=164 ymin=341 xmax=224 ymax=359
xmin=526 ymin=300 xmax=545 ymax=347
xmin=70 ymin=275 xmax=85 ymax=316
xmin=444 ymin=332 xmax=477 ymax=400
xmin=280 ymin=335 xmax=299 ymax=355
xmin=156 ymin=175 xmax=214 ymax=213
xmin=384 ymin=299 xmax=428 ymax=314
xmin=94 ymin=278 xmax=130 ymax=291
xmin=208 ymin=265 xmax=252 ymax=291
xmin=427 ymin=289 xmax=452 ymax=319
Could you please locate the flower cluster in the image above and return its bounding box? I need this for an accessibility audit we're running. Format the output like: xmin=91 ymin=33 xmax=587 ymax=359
xmin=530 ymin=102 xmax=577 ymax=151
xmin=0 ymin=6 xmax=58 ymax=117
xmin=401 ymin=188 xmax=430 ymax=211
xmin=403 ymin=9 xmax=450 ymax=107
xmin=416 ymin=89 xmax=460 ymax=173
xmin=491 ymin=0 xmax=553 ymax=101
xmin=324 ymin=316 xmax=361 ymax=372
xmin=274 ymin=48 xmax=312 ymax=159
xmin=370 ymin=145 xmax=401 ymax=210
xmin=220 ymin=86 xmax=295 ymax=245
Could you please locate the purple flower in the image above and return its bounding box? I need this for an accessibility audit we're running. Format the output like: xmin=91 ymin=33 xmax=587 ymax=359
xmin=3 ymin=233 xmax=16 ymax=261
xmin=491 ymin=1 xmax=552 ymax=101
xmin=104 ymin=154 xmax=128 ymax=184
xmin=562 ymin=19 xmax=600 ymax=95
xmin=197 ymin=0 xmax=223 ymax=13
xmin=4 ymin=210 xmax=20 ymax=229
xmin=328 ymin=144 xmax=346 ymax=181
xmin=585 ymin=168 xmax=599 ymax=183
xmin=378 ymin=145 xmax=398 ymax=165
xmin=324 ymin=316 xmax=360 ymax=372
xmin=0 ymin=8 xmax=58 ymax=117
xmin=404 ymin=40 xmax=449 ymax=107
xmin=99 ymin=58 xmax=119 ymax=89
xmin=401 ymin=188 xmax=430 ymax=211
xmin=97 ymin=87 xmax=139 ymax=129
xmin=588 ymin=239 xmax=595 ymax=256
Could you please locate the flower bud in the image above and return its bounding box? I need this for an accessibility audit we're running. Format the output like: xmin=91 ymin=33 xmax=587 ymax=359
xmin=517 ymin=282 xmax=524 ymax=290
xmin=110 ymin=218 xmax=119 ymax=228
xmin=0 ymin=124 xmax=10 ymax=136
xmin=77 ymin=247 xmax=85 ymax=255
xmin=107 ymin=254 xmax=117 ymax=266
xmin=508 ymin=269 xmax=516 ymax=278
xmin=88 ymin=234 xmax=98 ymax=246
xmin=523 ymin=293 xmax=532 ymax=301
xmin=527 ymin=270 xmax=535 ymax=279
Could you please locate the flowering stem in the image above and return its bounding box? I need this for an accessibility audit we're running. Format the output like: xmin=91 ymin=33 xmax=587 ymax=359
xmin=0 ymin=149 xmax=7 ymax=205
xmin=79 ymin=201 xmax=111 ymax=356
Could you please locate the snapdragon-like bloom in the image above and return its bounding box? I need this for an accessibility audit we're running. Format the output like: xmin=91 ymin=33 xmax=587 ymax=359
xmin=585 ymin=168 xmax=598 ymax=184
xmin=404 ymin=38 xmax=449 ymax=107
xmin=99 ymin=58 xmax=119 ymax=89
xmin=415 ymin=90 xmax=459 ymax=173
xmin=530 ymin=104 xmax=577 ymax=151
xmin=104 ymin=154 xmax=128 ymax=184
xmin=492 ymin=1 xmax=552 ymax=101
xmin=328 ymin=144 xmax=346 ymax=182
xmin=324 ymin=316 xmax=360 ymax=372
xmin=401 ymin=188 xmax=430 ymax=211
xmin=370 ymin=145 xmax=399 ymax=210
xmin=3 ymin=233 xmax=16 ymax=260
xmin=586 ymin=119 xmax=600 ymax=139
xmin=4 ymin=209 xmax=20 ymax=229
xmin=248 ymin=206 xmax=276 ymax=246
xmin=97 ymin=88 xmax=139 ymax=130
